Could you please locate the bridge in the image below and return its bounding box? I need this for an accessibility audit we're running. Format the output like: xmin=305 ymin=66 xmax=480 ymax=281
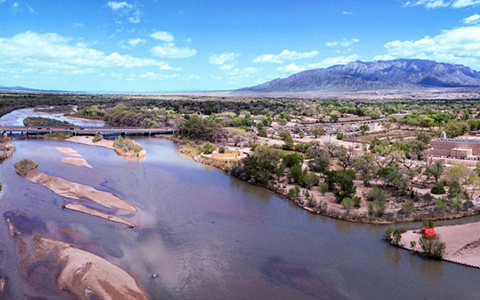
xmin=0 ymin=126 xmax=175 ymax=136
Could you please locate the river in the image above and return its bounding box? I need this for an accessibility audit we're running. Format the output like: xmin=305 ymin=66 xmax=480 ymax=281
xmin=0 ymin=115 xmax=480 ymax=299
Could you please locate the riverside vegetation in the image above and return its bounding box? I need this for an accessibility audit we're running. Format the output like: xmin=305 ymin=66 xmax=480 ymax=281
xmin=3 ymin=92 xmax=480 ymax=223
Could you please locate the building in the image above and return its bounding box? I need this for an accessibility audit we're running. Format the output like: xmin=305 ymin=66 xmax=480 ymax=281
xmin=429 ymin=137 xmax=480 ymax=158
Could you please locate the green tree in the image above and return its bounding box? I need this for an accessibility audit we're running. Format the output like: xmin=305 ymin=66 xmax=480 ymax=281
xmin=426 ymin=160 xmax=444 ymax=184
xmin=324 ymin=169 xmax=357 ymax=203
xmin=239 ymin=145 xmax=283 ymax=184
xmin=341 ymin=197 xmax=355 ymax=214
xmin=202 ymin=142 xmax=216 ymax=154
xmin=289 ymin=164 xmax=303 ymax=183
xmin=418 ymin=235 xmax=446 ymax=260
xmin=280 ymin=131 xmax=294 ymax=150
xmin=311 ymin=127 xmax=324 ymax=138
xmin=401 ymin=201 xmax=415 ymax=215
xmin=283 ymin=152 xmax=304 ymax=168
xmin=445 ymin=164 xmax=470 ymax=184
xmin=359 ymin=124 xmax=370 ymax=135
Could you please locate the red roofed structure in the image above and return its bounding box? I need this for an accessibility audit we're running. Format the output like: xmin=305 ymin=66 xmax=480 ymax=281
xmin=423 ymin=228 xmax=436 ymax=240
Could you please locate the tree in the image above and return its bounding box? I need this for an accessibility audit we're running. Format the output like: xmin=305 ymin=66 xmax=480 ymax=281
xmin=318 ymin=181 xmax=329 ymax=195
xmin=301 ymin=172 xmax=319 ymax=189
xmin=311 ymin=127 xmax=324 ymax=138
xmin=426 ymin=160 xmax=444 ymax=184
xmin=368 ymin=187 xmax=387 ymax=202
xmin=324 ymin=169 xmax=357 ymax=202
xmin=359 ymin=124 xmax=370 ymax=135
xmin=283 ymin=152 xmax=304 ymax=168
xmin=435 ymin=198 xmax=447 ymax=212
xmin=374 ymin=199 xmax=386 ymax=217
xmin=418 ymin=235 xmax=446 ymax=260
xmin=307 ymin=148 xmax=330 ymax=173
xmin=401 ymin=201 xmax=415 ymax=215
xmin=279 ymin=131 xmax=294 ymax=150
xmin=341 ymin=197 xmax=355 ymax=214
xmin=239 ymin=145 xmax=283 ymax=184
xmin=445 ymin=164 xmax=470 ymax=184
xmin=354 ymin=152 xmax=377 ymax=186
xmin=335 ymin=146 xmax=356 ymax=170
xmin=289 ymin=164 xmax=303 ymax=183
xmin=202 ymin=142 xmax=216 ymax=154
xmin=331 ymin=114 xmax=339 ymax=123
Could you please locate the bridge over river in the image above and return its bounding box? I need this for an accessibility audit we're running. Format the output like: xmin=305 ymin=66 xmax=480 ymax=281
xmin=0 ymin=126 xmax=175 ymax=136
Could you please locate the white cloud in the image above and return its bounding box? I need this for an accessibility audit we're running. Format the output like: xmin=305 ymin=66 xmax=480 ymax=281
xmin=120 ymin=38 xmax=146 ymax=48
xmin=463 ymin=13 xmax=480 ymax=24
xmin=277 ymin=63 xmax=306 ymax=73
xmin=11 ymin=2 xmax=19 ymax=12
xmin=342 ymin=11 xmax=353 ymax=15
xmin=107 ymin=1 xmax=131 ymax=10
xmin=209 ymin=52 xmax=240 ymax=65
xmin=326 ymin=38 xmax=359 ymax=47
xmin=151 ymin=43 xmax=196 ymax=59
xmin=137 ymin=72 xmax=180 ymax=80
xmin=253 ymin=49 xmax=319 ymax=63
xmin=227 ymin=67 xmax=263 ymax=77
xmin=404 ymin=0 xmax=480 ymax=8
xmin=150 ymin=31 xmax=174 ymax=42
xmin=106 ymin=1 xmax=141 ymax=24
xmin=375 ymin=26 xmax=480 ymax=68
xmin=26 ymin=4 xmax=35 ymax=14
xmin=0 ymin=31 xmax=173 ymax=75
xmin=307 ymin=54 xmax=360 ymax=69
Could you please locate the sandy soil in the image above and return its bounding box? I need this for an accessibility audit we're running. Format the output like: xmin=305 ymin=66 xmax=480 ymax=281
xmin=65 ymin=115 xmax=106 ymax=124
xmin=64 ymin=203 xmax=136 ymax=227
xmin=66 ymin=136 xmax=114 ymax=149
xmin=55 ymin=146 xmax=82 ymax=157
xmin=61 ymin=157 xmax=93 ymax=168
xmin=30 ymin=236 xmax=148 ymax=300
xmin=26 ymin=169 xmax=137 ymax=212
xmin=401 ymin=222 xmax=480 ymax=268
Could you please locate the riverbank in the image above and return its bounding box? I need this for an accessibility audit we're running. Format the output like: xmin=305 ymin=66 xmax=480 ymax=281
xmin=400 ymin=222 xmax=480 ymax=268
xmin=0 ymin=136 xmax=15 ymax=162
xmin=174 ymin=138 xmax=480 ymax=225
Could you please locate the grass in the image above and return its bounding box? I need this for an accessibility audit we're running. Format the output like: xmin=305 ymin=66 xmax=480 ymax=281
xmin=14 ymin=159 xmax=38 ymax=176
xmin=44 ymin=132 xmax=73 ymax=140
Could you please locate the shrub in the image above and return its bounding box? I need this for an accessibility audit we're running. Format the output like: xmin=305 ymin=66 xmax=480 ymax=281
xmin=218 ymin=146 xmax=225 ymax=154
xmin=401 ymin=201 xmax=415 ymax=215
xmin=92 ymin=132 xmax=103 ymax=143
xmin=336 ymin=133 xmax=344 ymax=140
xmin=430 ymin=184 xmax=446 ymax=195
xmin=44 ymin=132 xmax=72 ymax=140
xmin=418 ymin=235 xmax=446 ymax=260
xmin=367 ymin=187 xmax=387 ymax=202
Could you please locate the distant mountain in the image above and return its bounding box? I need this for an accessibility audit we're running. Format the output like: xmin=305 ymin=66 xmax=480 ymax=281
xmin=239 ymin=59 xmax=480 ymax=93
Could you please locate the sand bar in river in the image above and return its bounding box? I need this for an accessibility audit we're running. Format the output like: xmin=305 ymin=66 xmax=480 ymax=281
xmin=26 ymin=169 xmax=137 ymax=212
xmin=401 ymin=221 xmax=480 ymax=268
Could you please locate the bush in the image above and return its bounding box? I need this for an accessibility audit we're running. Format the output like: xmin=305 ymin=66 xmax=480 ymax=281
xmin=218 ymin=146 xmax=225 ymax=154
xmin=44 ymin=132 xmax=73 ymax=140
xmin=367 ymin=186 xmax=387 ymax=202
xmin=336 ymin=133 xmax=344 ymax=140
xmin=418 ymin=235 xmax=446 ymax=260
xmin=14 ymin=159 xmax=38 ymax=176
xmin=430 ymin=184 xmax=446 ymax=195
xmin=401 ymin=201 xmax=415 ymax=215
xmin=92 ymin=132 xmax=103 ymax=143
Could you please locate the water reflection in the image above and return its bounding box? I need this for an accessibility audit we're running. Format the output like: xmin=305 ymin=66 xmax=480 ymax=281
xmin=0 ymin=107 xmax=104 ymax=127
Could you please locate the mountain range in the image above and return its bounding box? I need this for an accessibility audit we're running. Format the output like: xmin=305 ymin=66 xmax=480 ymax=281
xmin=239 ymin=59 xmax=480 ymax=93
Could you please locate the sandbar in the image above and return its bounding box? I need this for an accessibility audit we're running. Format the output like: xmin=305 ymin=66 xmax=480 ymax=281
xmin=401 ymin=221 xmax=480 ymax=268
xmin=55 ymin=146 xmax=82 ymax=157
xmin=29 ymin=236 xmax=148 ymax=300
xmin=64 ymin=203 xmax=136 ymax=227
xmin=66 ymin=136 xmax=114 ymax=149
xmin=26 ymin=169 xmax=137 ymax=212
xmin=61 ymin=157 xmax=93 ymax=168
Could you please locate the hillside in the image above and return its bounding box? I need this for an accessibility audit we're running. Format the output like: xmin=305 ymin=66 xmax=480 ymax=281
xmin=239 ymin=59 xmax=480 ymax=92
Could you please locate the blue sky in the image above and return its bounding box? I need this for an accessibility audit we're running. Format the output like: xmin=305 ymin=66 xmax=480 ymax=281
xmin=1 ymin=0 xmax=480 ymax=92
